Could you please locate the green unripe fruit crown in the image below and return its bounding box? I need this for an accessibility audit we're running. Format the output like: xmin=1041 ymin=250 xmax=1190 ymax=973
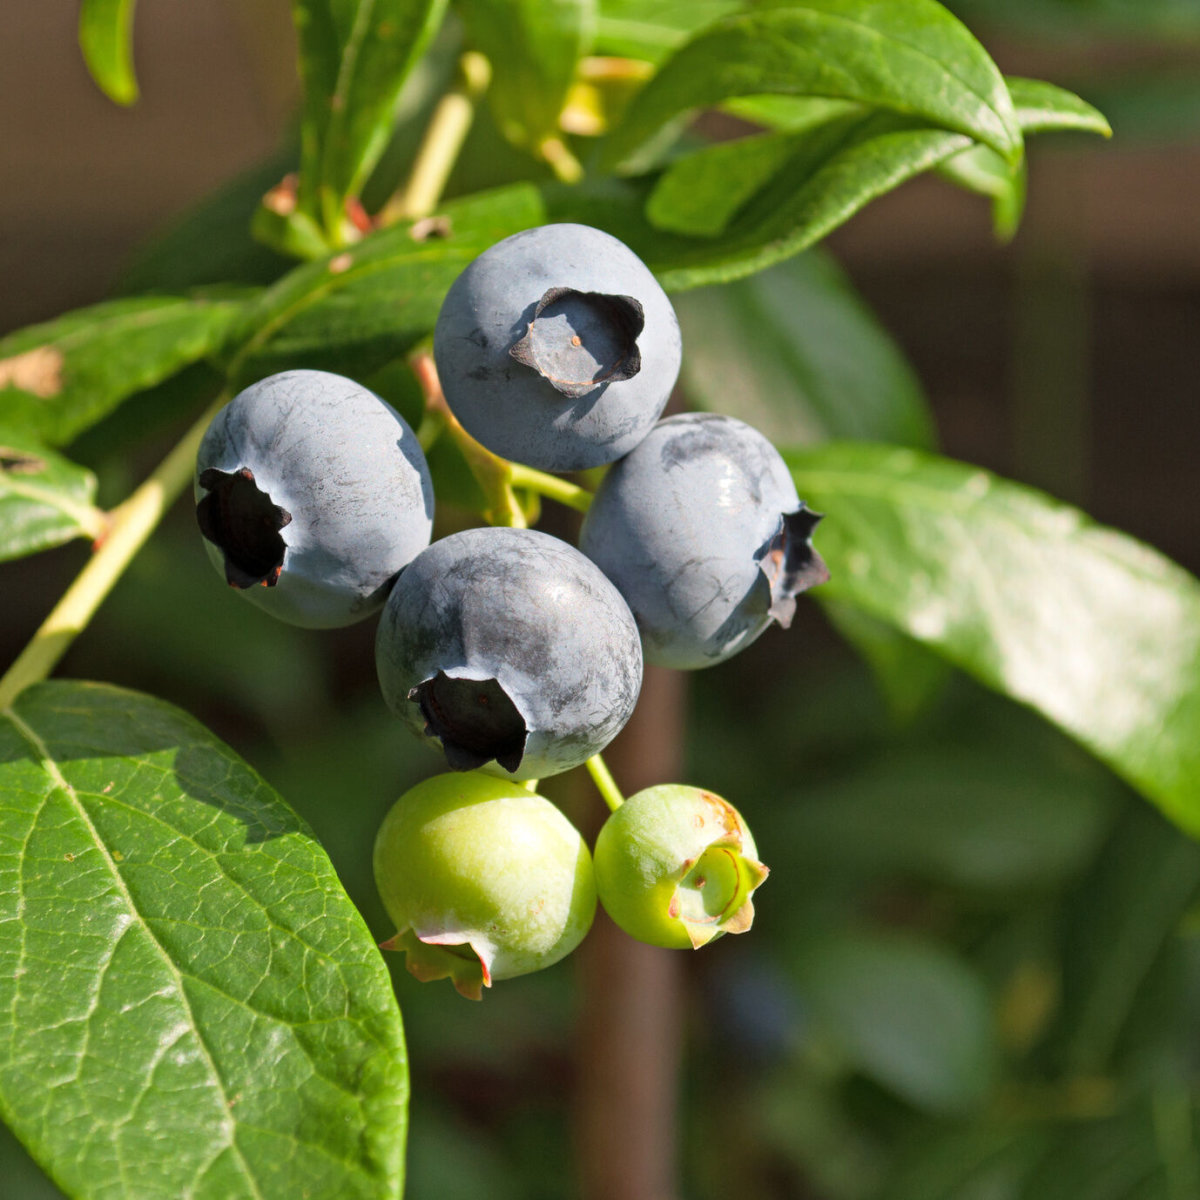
xmin=593 ymin=784 xmax=768 ymax=950
xmin=374 ymin=772 xmax=597 ymax=998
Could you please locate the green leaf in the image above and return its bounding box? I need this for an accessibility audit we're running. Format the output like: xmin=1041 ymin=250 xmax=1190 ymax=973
xmin=0 ymin=295 xmax=245 ymax=447
xmin=1008 ymin=76 xmax=1114 ymax=138
xmin=936 ymin=77 xmax=1108 ymax=237
xmin=647 ymin=131 xmax=810 ymax=237
xmin=594 ymin=0 xmax=742 ymax=63
xmin=225 ymin=114 xmax=963 ymax=377
xmin=1052 ymin=803 xmax=1200 ymax=1074
xmin=792 ymin=932 xmax=997 ymax=1112
xmin=673 ymin=249 xmax=935 ymax=447
xmin=822 ymin=601 xmax=951 ymax=723
xmin=602 ymin=1 xmax=1022 ymax=172
xmin=293 ymin=0 xmax=449 ymax=235
xmin=78 ymin=0 xmax=139 ymax=106
xmin=936 ymin=141 xmax=1026 ymax=240
xmin=0 ymin=432 xmax=105 ymax=561
xmin=0 ymin=681 xmax=407 ymax=1200
xmin=230 ymin=185 xmax=550 ymax=379
xmin=457 ymin=0 xmax=595 ymax=148
xmin=637 ymin=112 xmax=981 ymax=289
xmin=946 ymin=0 xmax=1200 ymax=39
xmin=664 ymin=75 xmax=1106 ymax=247
xmin=787 ymin=443 xmax=1200 ymax=834
xmin=780 ymin=742 xmax=1115 ymax=893
xmin=881 ymin=1125 xmax=1047 ymax=1200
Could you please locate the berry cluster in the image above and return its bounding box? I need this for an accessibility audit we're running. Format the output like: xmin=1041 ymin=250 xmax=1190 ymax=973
xmin=195 ymin=222 xmax=827 ymax=997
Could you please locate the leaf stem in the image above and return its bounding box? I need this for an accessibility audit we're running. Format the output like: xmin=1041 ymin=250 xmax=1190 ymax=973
xmin=508 ymin=463 xmax=593 ymax=513
xmin=0 ymin=395 xmax=226 ymax=711
xmin=380 ymin=50 xmax=492 ymax=225
xmin=585 ymin=753 xmax=625 ymax=812
xmin=538 ymin=136 xmax=584 ymax=184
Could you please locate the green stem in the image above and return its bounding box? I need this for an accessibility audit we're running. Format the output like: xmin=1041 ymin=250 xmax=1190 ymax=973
xmin=585 ymin=754 xmax=625 ymax=813
xmin=379 ymin=51 xmax=492 ymax=225
xmin=415 ymin=408 xmax=446 ymax=453
xmin=538 ymin=135 xmax=584 ymax=184
xmin=0 ymin=395 xmax=226 ymax=711
xmin=508 ymin=463 xmax=593 ymax=513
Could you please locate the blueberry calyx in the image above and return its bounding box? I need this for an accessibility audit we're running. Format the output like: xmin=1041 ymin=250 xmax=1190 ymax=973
xmin=196 ymin=467 xmax=292 ymax=589
xmin=757 ymin=505 xmax=831 ymax=628
xmin=509 ymin=287 xmax=644 ymax=399
xmin=409 ymin=670 xmax=528 ymax=773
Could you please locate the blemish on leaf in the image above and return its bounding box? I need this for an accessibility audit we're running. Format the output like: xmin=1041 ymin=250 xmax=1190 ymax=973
xmin=411 ymin=215 xmax=452 ymax=242
xmin=0 ymin=448 xmax=46 ymax=475
xmin=0 ymin=345 xmax=64 ymax=397
xmin=329 ymin=252 xmax=354 ymax=274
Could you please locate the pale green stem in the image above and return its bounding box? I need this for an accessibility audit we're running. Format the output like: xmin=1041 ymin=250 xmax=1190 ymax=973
xmin=538 ymin=135 xmax=584 ymax=184
xmin=0 ymin=395 xmax=226 ymax=711
xmin=508 ymin=463 xmax=593 ymax=513
xmin=585 ymin=753 xmax=625 ymax=812
xmin=415 ymin=408 xmax=445 ymax=453
xmin=380 ymin=51 xmax=492 ymax=225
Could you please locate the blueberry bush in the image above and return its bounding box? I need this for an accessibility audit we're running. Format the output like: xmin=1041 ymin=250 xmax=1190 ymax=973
xmin=2 ymin=2 xmax=1198 ymax=1198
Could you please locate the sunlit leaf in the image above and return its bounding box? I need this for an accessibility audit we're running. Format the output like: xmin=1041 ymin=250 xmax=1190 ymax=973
xmin=0 ymin=430 xmax=105 ymax=561
xmin=78 ymin=0 xmax=138 ymax=105
xmin=0 ymin=295 xmax=245 ymax=447
xmin=788 ymin=442 xmax=1200 ymax=834
xmin=593 ymin=0 xmax=741 ymax=63
xmin=293 ymin=0 xmax=449 ymax=234
xmin=603 ymin=0 xmax=1022 ymax=172
xmin=0 ymin=681 xmax=408 ymax=1200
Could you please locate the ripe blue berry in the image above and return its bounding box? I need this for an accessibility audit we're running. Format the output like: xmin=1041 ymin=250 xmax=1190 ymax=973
xmin=195 ymin=369 xmax=434 ymax=628
xmin=433 ymin=223 xmax=682 ymax=472
xmin=374 ymin=772 xmax=597 ymax=999
xmin=579 ymin=413 xmax=828 ymax=668
xmin=375 ymin=527 xmax=643 ymax=780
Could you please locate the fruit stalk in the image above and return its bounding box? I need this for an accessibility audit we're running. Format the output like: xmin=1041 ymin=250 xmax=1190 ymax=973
xmin=380 ymin=51 xmax=492 ymax=225
xmin=0 ymin=393 xmax=227 ymax=710
xmin=584 ymin=753 xmax=624 ymax=812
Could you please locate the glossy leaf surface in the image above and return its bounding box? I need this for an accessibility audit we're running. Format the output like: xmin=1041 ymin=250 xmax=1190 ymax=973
xmin=0 ymin=682 xmax=408 ymax=1200
xmin=789 ymin=442 xmax=1200 ymax=833
xmin=593 ymin=0 xmax=741 ymax=63
xmin=0 ymin=433 xmax=105 ymax=562
xmin=0 ymin=296 xmax=244 ymax=447
xmin=78 ymin=0 xmax=139 ymax=105
xmin=293 ymin=0 xmax=448 ymax=229
xmin=603 ymin=0 xmax=1022 ymax=170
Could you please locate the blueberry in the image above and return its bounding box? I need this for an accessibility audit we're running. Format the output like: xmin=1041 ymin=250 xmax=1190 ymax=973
xmin=195 ymin=369 xmax=434 ymax=628
xmin=433 ymin=223 xmax=682 ymax=472
xmin=375 ymin=527 xmax=643 ymax=780
xmin=579 ymin=413 xmax=828 ymax=669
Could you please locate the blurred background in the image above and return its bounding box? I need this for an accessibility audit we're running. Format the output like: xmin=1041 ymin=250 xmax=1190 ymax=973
xmin=3 ymin=3 xmax=1200 ymax=1198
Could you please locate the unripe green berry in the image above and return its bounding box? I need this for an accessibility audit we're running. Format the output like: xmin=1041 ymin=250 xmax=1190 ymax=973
xmin=373 ymin=773 xmax=597 ymax=999
xmin=593 ymin=784 xmax=767 ymax=949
